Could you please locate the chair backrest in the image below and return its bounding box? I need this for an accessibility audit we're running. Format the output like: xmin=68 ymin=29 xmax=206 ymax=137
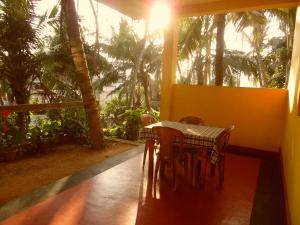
xmin=179 ymin=116 xmax=204 ymax=125
xmin=152 ymin=126 xmax=184 ymax=160
xmin=218 ymin=125 xmax=234 ymax=153
xmin=140 ymin=114 xmax=157 ymax=127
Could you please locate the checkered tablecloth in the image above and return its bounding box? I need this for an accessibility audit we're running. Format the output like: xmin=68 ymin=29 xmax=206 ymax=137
xmin=139 ymin=121 xmax=225 ymax=164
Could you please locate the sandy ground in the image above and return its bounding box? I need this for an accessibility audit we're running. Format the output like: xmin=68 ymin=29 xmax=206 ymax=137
xmin=0 ymin=141 xmax=135 ymax=205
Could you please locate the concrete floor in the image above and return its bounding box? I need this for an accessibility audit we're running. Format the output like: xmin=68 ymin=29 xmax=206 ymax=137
xmin=0 ymin=146 xmax=261 ymax=225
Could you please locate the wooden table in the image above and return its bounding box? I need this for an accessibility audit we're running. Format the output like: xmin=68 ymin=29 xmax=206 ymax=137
xmin=139 ymin=121 xmax=226 ymax=177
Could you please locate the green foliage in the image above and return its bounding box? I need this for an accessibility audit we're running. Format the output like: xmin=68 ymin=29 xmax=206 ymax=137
xmin=100 ymin=19 xmax=162 ymax=108
xmin=177 ymin=9 xmax=295 ymax=88
xmin=120 ymin=108 xmax=146 ymax=140
xmin=0 ymin=111 xmax=25 ymax=148
xmin=60 ymin=109 xmax=88 ymax=143
xmin=0 ymin=0 xmax=41 ymax=104
xmin=264 ymin=37 xmax=290 ymax=88
xmin=28 ymin=118 xmax=62 ymax=144
xmin=0 ymin=108 xmax=89 ymax=149
xmin=102 ymin=96 xmax=159 ymax=140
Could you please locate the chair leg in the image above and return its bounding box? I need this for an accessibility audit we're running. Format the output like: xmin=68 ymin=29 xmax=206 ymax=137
xmin=161 ymin=161 xmax=166 ymax=177
xmin=202 ymin=159 xmax=209 ymax=189
xmin=188 ymin=153 xmax=193 ymax=181
xmin=219 ymin=155 xmax=225 ymax=187
xmin=153 ymin=157 xmax=161 ymax=196
xmin=142 ymin=142 xmax=148 ymax=169
xmin=180 ymin=153 xmax=189 ymax=178
xmin=192 ymin=154 xmax=198 ymax=187
xmin=171 ymin=159 xmax=176 ymax=191
xmin=194 ymin=159 xmax=201 ymax=188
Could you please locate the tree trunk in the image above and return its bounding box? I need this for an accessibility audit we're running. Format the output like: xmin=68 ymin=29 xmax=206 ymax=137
xmin=0 ymin=96 xmax=3 ymax=106
xmin=204 ymin=41 xmax=212 ymax=85
xmin=140 ymin=64 xmax=151 ymax=111
xmin=214 ymin=14 xmax=226 ymax=86
xmin=255 ymin=48 xmax=266 ymax=87
xmin=284 ymin=8 xmax=296 ymax=88
xmin=129 ymin=20 xmax=149 ymax=107
xmin=88 ymin=0 xmax=100 ymax=67
xmin=252 ymin=29 xmax=267 ymax=87
xmin=62 ymin=0 xmax=104 ymax=149
xmin=10 ymin=78 xmax=30 ymax=131
xmin=204 ymin=15 xmax=213 ymax=85
xmin=196 ymin=54 xmax=204 ymax=85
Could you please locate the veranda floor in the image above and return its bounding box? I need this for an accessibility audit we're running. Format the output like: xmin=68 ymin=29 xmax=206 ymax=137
xmin=0 ymin=145 xmax=285 ymax=225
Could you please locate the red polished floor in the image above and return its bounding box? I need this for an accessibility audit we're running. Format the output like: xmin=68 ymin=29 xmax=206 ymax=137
xmin=0 ymin=153 xmax=260 ymax=225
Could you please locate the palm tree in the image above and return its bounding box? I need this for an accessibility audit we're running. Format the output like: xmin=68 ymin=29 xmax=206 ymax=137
xmin=230 ymin=11 xmax=268 ymax=86
xmin=266 ymin=8 xmax=296 ymax=87
xmin=177 ymin=16 xmax=214 ymax=85
xmin=214 ymin=14 xmax=226 ymax=86
xmin=230 ymin=9 xmax=295 ymax=88
xmin=223 ymin=49 xmax=258 ymax=86
xmin=99 ymin=19 xmax=162 ymax=111
xmin=177 ymin=9 xmax=294 ymax=88
xmin=0 ymin=0 xmax=40 ymax=130
xmin=62 ymin=0 xmax=103 ymax=149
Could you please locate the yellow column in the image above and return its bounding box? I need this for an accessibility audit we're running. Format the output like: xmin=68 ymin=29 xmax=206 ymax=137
xmin=160 ymin=14 xmax=178 ymax=120
xmin=282 ymin=7 xmax=300 ymax=225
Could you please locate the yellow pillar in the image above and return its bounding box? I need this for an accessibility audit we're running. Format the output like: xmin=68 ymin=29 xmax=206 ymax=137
xmin=282 ymin=7 xmax=300 ymax=225
xmin=160 ymin=14 xmax=178 ymax=120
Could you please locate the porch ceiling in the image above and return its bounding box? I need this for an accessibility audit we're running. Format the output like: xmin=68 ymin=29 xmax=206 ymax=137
xmin=96 ymin=0 xmax=299 ymax=19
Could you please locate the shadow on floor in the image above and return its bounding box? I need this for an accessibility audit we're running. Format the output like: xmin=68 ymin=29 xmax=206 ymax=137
xmin=250 ymin=157 xmax=286 ymax=225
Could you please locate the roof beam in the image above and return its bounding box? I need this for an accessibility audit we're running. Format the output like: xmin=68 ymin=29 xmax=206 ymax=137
xmin=179 ymin=0 xmax=299 ymax=17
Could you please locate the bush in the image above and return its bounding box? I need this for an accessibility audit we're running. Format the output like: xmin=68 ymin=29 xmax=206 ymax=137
xmin=0 ymin=111 xmax=25 ymax=148
xmin=0 ymin=107 xmax=91 ymax=153
xmin=60 ymin=109 xmax=88 ymax=144
xmin=102 ymin=97 xmax=159 ymax=140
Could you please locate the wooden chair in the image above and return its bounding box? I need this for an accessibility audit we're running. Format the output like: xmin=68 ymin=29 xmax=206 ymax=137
xmin=152 ymin=126 xmax=184 ymax=191
xmin=196 ymin=125 xmax=234 ymax=187
xmin=140 ymin=114 xmax=158 ymax=169
xmin=179 ymin=116 xmax=205 ymax=185
xmin=179 ymin=116 xmax=205 ymax=125
xmin=141 ymin=114 xmax=157 ymax=126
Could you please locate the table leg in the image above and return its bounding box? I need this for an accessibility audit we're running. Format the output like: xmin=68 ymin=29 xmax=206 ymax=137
xmin=147 ymin=140 xmax=155 ymax=178
xmin=210 ymin=164 xmax=215 ymax=176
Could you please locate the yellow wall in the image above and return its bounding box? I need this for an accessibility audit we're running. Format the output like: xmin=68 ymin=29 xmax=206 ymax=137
xmin=170 ymin=85 xmax=287 ymax=152
xmin=282 ymin=7 xmax=300 ymax=225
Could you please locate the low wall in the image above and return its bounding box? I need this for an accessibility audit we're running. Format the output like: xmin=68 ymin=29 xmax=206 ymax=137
xmin=170 ymin=85 xmax=288 ymax=152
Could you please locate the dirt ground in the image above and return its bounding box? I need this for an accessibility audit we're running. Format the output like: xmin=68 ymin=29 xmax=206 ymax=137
xmin=0 ymin=141 xmax=135 ymax=205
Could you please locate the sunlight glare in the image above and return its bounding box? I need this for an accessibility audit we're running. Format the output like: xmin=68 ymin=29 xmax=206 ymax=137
xmin=149 ymin=1 xmax=171 ymax=34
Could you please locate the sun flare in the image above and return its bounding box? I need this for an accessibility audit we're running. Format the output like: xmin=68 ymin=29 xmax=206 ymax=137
xmin=149 ymin=1 xmax=171 ymax=33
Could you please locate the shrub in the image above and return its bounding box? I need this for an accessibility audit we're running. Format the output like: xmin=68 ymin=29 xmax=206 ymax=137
xmin=60 ymin=109 xmax=88 ymax=144
xmin=102 ymin=97 xmax=159 ymax=140
xmin=0 ymin=111 xmax=25 ymax=148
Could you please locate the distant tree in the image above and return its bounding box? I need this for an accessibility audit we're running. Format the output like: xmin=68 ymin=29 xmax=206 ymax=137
xmin=177 ymin=14 xmax=255 ymax=86
xmin=177 ymin=16 xmax=214 ymax=85
xmin=231 ymin=9 xmax=296 ymax=88
xmin=264 ymin=36 xmax=289 ymax=88
xmin=230 ymin=10 xmax=268 ymax=86
xmin=0 ymin=0 xmax=40 ymax=130
xmin=99 ymin=19 xmax=162 ymax=110
xmin=266 ymin=8 xmax=296 ymax=87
